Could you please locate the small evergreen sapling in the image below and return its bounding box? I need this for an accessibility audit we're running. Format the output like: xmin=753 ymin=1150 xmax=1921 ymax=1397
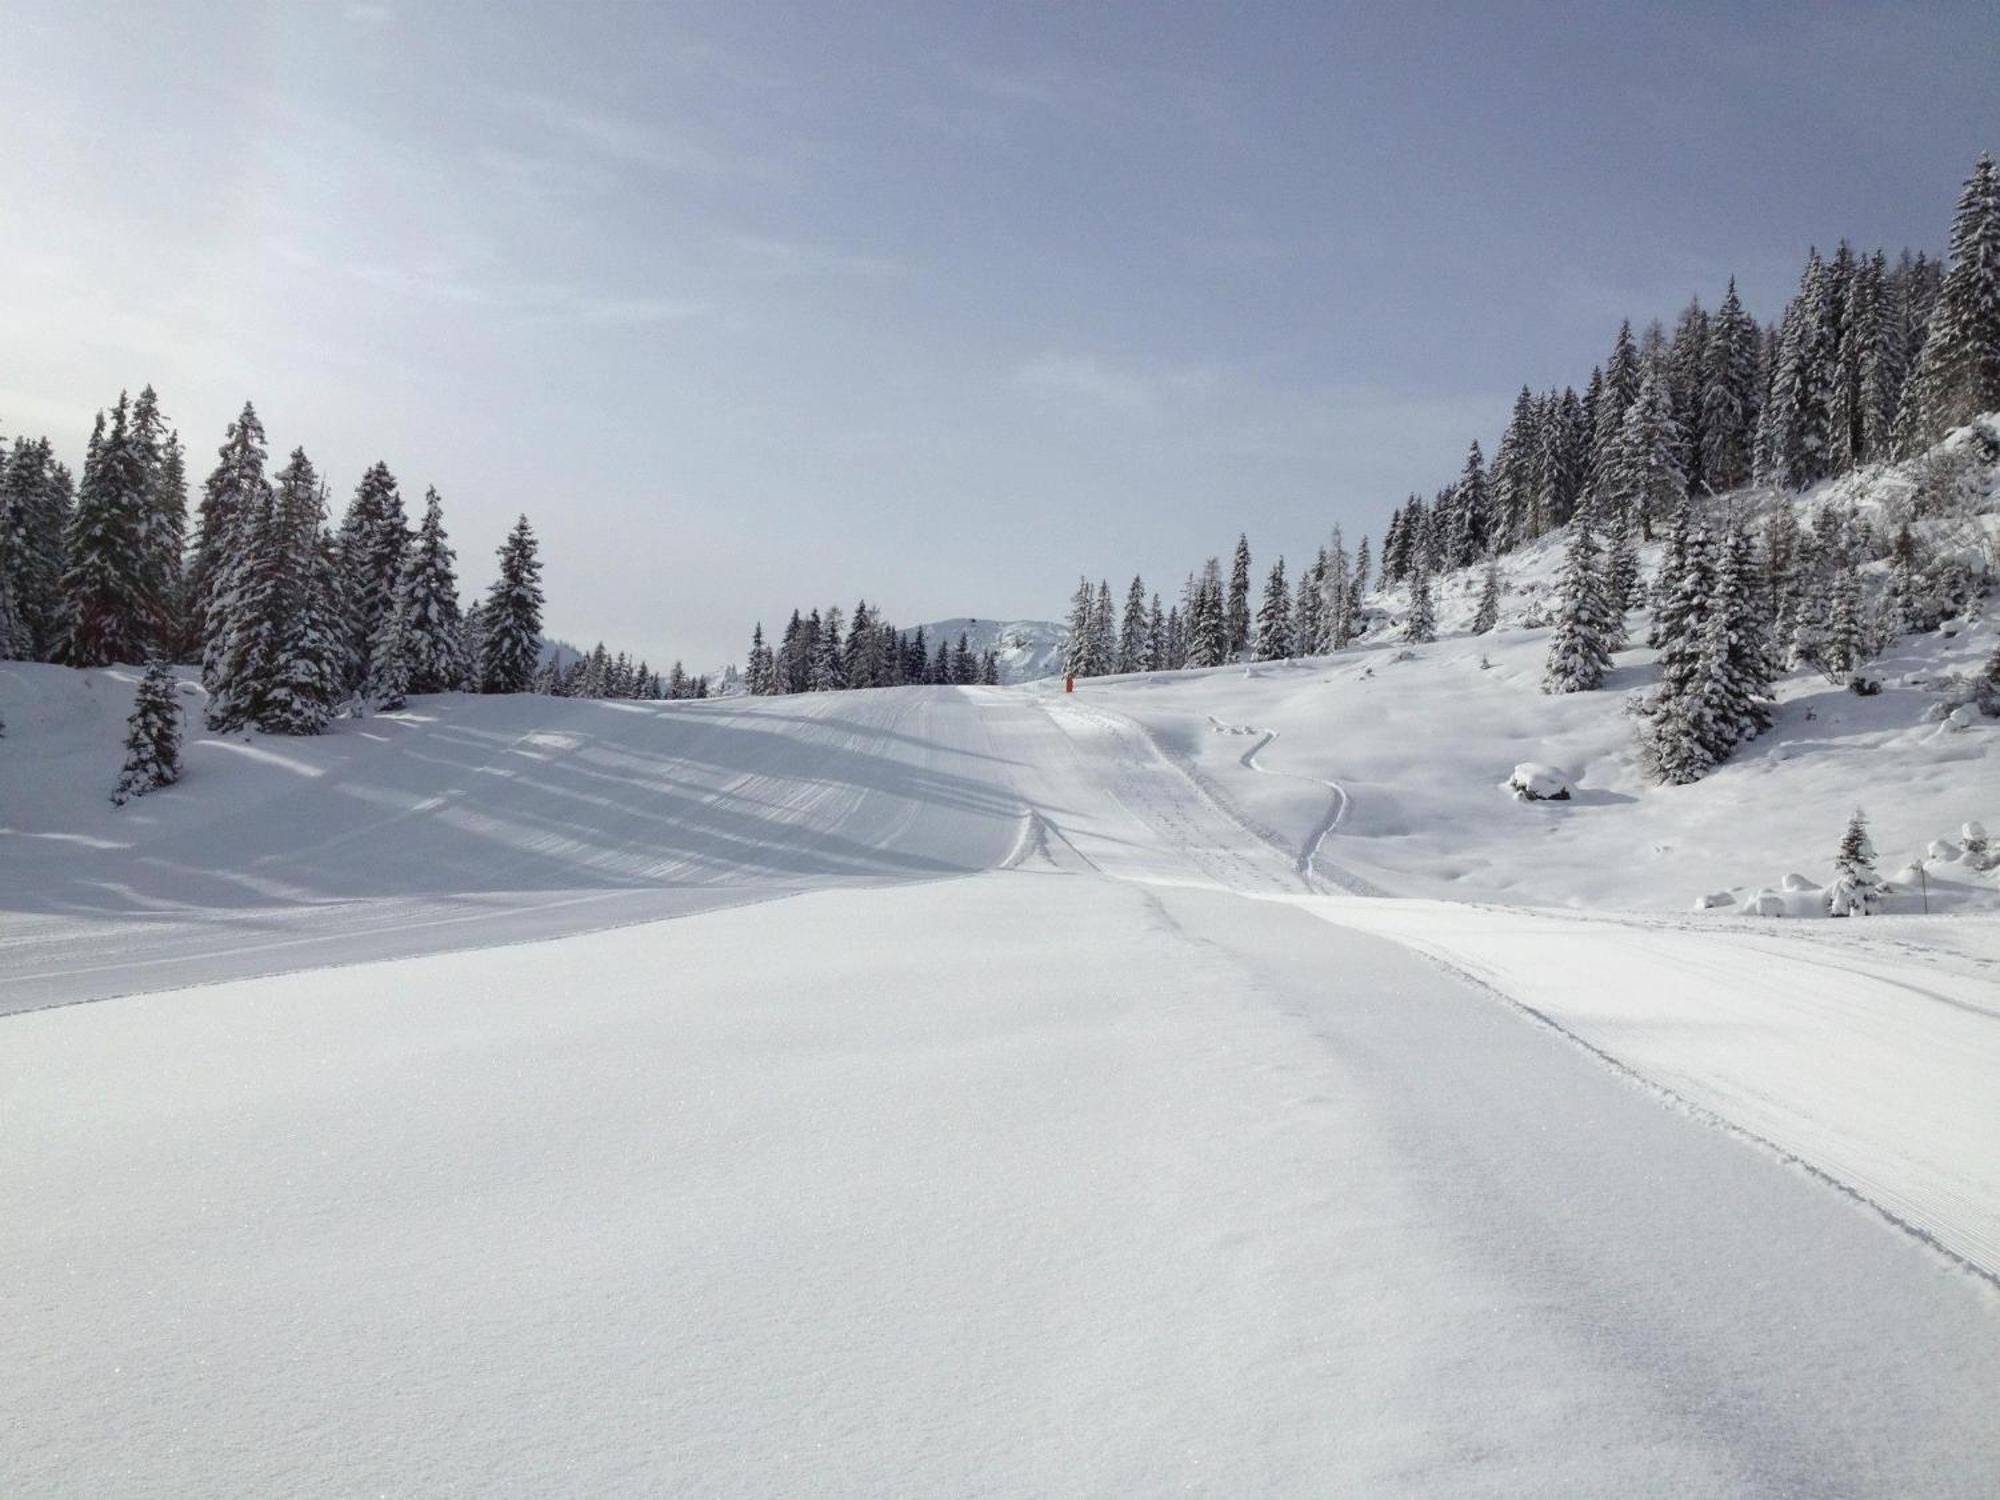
xmin=1826 ymin=809 xmax=1887 ymax=916
xmin=1470 ymin=556 xmax=1502 ymax=635
xmin=1403 ymin=563 xmax=1436 ymax=644
xmin=112 ymin=661 xmax=182 ymax=805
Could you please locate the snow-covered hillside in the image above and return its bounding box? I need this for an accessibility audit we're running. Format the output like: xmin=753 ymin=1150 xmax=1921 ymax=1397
xmin=913 ymin=616 xmax=1066 ymax=682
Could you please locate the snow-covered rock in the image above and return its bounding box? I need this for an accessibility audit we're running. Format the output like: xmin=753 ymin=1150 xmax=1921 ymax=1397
xmin=1506 ymin=762 xmax=1571 ymax=802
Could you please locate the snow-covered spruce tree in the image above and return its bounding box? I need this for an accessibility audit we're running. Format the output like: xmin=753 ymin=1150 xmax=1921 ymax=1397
xmin=1639 ymin=513 xmax=1771 ymax=782
xmin=1602 ymin=504 xmax=1641 ymax=630
xmin=112 ymin=660 xmax=183 ymax=805
xmin=1489 ymin=388 xmax=1538 ymax=548
xmin=1226 ymin=535 xmax=1252 ymax=661
xmin=1647 ymin=496 xmax=1699 ymax=648
xmin=1318 ymin=531 xmax=1352 ymax=651
xmin=1293 ymin=551 xmax=1324 ymax=654
xmin=1187 ymin=559 xmax=1229 ymax=668
xmin=478 ymin=515 xmax=544 ymax=693
xmin=1826 ymin=809 xmax=1887 ymax=916
xmin=744 ymin=624 xmax=772 ymax=692
xmin=1606 ymin=366 xmax=1685 ymax=540
xmin=1062 ymin=577 xmax=1094 ymax=676
xmin=1 ymin=438 xmax=74 ymax=660
xmin=1352 ymin=535 xmax=1371 ymax=597
xmin=334 ymin=461 xmax=410 ymax=694
xmin=1254 ymin=557 xmax=1292 ymax=661
xmin=59 ymin=396 xmax=154 ymax=666
xmin=189 ymin=403 xmax=272 ymax=676
xmin=1089 ymin=581 xmax=1115 ymax=674
xmin=1896 ymin=153 xmax=2000 ymax=454
xmin=1665 ymin=298 xmax=1710 ymax=482
xmin=1118 ymin=575 xmax=1148 ymax=674
xmin=1884 ymin=522 xmax=1937 ymax=637
xmin=1700 ymin=278 xmax=1761 ymax=493
xmin=1448 ymin=440 xmax=1491 ymax=568
xmin=1404 ymin=561 xmax=1436 ymax=645
xmin=1145 ymin=594 xmax=1167 ymax=671
xmin=205 ymin=449 xmax=345 ymax=734
xmin=1759 ymin=248 xmax=1839 ymax=490
xmin=1470 ymin=554 xmax=1502 ymax=636
xmin=1542 ymin=518 xmax=1617 ymax=693
xmin=128 ymin=385 xmax=188 ymax=655
xmin=810 ymin=605 xmax=846 ymax=690
xmin=392 ymin=487 xmax=467 ymax=695
xmin=1822 ymin=557 xmax=1866 ymax=682
xmin=0 ymin=543 xmax=20 ymax=661
xmin=1591 ymin=321 xmax=1643 ymax=494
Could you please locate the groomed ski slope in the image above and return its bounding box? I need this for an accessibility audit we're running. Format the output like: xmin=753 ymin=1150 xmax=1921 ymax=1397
xmin=3 ymin=661 xmax=1999 ymax=1496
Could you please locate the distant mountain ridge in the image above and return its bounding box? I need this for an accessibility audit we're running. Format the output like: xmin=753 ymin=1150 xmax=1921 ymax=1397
xmin=913 ymin=618 xmax=1067 ymax=684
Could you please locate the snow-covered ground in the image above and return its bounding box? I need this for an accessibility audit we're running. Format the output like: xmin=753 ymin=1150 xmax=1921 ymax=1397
xmin=4 ymin=620 xmax=1999 ymax=1492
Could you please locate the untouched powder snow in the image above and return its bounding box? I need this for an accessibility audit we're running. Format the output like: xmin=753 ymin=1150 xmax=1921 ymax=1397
xmin=7 ymin=877 xmax=1999 ymax=1497
xmin=4 ymin=639 xmax=2000 ymax=1494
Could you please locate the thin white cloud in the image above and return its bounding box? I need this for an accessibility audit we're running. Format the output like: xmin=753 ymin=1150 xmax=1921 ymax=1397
xmin=511 ymin=93 xmax=753 ymax=181
xmin=723 ymin=233 xmax=902 ymax=279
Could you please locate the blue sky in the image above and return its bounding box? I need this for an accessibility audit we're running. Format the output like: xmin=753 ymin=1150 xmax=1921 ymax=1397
xmin=4 ymin=1 xmax=1997 ymax=665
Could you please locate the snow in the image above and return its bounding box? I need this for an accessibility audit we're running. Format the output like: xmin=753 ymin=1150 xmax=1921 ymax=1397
xmin=6 ymin=535 xmax=2000 ymax=1491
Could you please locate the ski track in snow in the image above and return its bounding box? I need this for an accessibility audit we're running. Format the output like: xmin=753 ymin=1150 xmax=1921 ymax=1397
xmin=4 ymin=663 xmax=1999 ymax=1495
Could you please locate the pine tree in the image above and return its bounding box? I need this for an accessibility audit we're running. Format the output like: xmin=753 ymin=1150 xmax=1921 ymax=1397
xmin=1197 ymin=560 xmax=1230 ymax=666
xmin=1897 ymin=153 xmax=2000 ymax=452
xmin=1320 ymin=530 xmax=1355 ymax=650
xmin=1761 ymin=248 xmax=1839 ymax=488
xmin=1118 ymin=575 xmax=1148 ymax=673
xmin=1254 ymin=558 xmax=1292 ymax=660
xmin=1448 ymin=440 xmax=1491 ymax=568
xmin=1062 ymin=577 xmax=1094 ymax=676
xmin=188 ymin=402 xmax=271 ymax=670
xmin=1089 ymin=581 xmax=1115 ymax=674
xmin=1294 ymin=551 xmax=1325 ymax=653
xmin=1543 ymin=520 xmax=1616 ymax=692
xmin=127 ymin=385 xmax=188 ymax=654
xmin=111 ymin=661 xmax=183 ymax=804
xmin=477 ymin=515 xmax=544 ymax=693
xmin=810 ymin=605 xmax=845 ymax=690
xmin=335 ymin=461 xmax=410 ymax=693
xmin=1489 ymin=388 xmax=1538 ymax=548
xmin=1591 ymin=321 xmax=1643 ymax=493
xmin=1826 ymin=809 xmax=1886 ymax=916
xmin=1471 ymin=555 xmax=1502 ymax=635
xmin=392 ymin=487 xmax=467 ymax=696
xmin=206 ymin=449 xmax=346 ymax=734
xmin=1607 ymin=366 xmax=1685 ymax=539
xmin=1146 ymin=594 xmax=1168 ymax=671
xmin=1352 ymin=535 xmax=1371 ymax=597
xmin=1404 ymin=562 xmax=1436 ymax=644
xmin=59 ymin=396 xmax=154 ymax=666
xmin=1699 ymin=278 xmax=1760 ymax=493
xmin=1 ymin=438 xmax=72 ymax=659
xmin=1226 ymin=535 xmax=1253 ymax=660
xmin=1638 ymin=511 xmax=1771 ymax=783
xmin=1822 ymin=557 xmax=1866 ymax=681
xmin=746 ymin=623 xmax=776 ymax=694
xmin=1602 ymin=504 xmax=1641 ymax=629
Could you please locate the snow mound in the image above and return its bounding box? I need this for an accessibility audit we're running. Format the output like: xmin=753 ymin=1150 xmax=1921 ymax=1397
xmin=1506 ymin=762 xmax=1571 ymax=801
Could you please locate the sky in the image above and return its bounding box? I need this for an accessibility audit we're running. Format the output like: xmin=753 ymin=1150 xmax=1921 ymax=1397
xmin=4 ymin=2 xmax=1998 ymax=667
